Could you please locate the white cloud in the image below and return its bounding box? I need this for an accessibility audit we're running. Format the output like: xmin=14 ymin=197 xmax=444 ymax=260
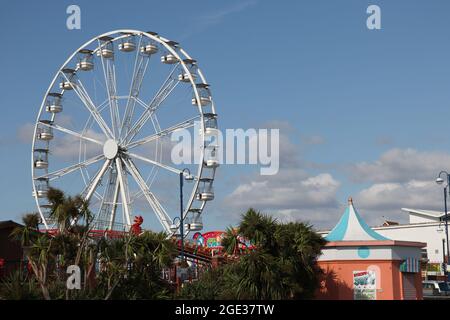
xmin=302 ymin=135 xmax=326 ymax=145
xmin=51 ymin=128 xmax=104 ymax=160
xmin=350 ymin=148 xmax=450 ymax=183
xmin=353 ymin=179 xmax=444 ymax=226
xmin=223 ymin=171 xmax=342 ymax=228
xmin=17 ymin=123 xmax=35 ymax=143
xmin=17 ymin=121 xmax=105 ymax=161
xmin=226 ymin=171 xmax=340 ymax=210
xmin=220 ymin=120 xmax=342 ymax=227
xmin=344 ymin=148 xmax=450 ymax=225
xmin=220 ymin=139 xmax=450 ymax=228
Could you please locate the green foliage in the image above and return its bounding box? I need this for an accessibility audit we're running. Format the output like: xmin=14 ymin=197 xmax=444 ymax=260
xmin=8 ymin=188 xmax=177 ymax=300
xmin=10 ymin=213 xmax=41 ymax=247
xmin=8 ymin=189 xmax=326 ymax=300
xmin=239 ymin=208 xmax=277 ymax=250
xmin=178 ymin=267 xmax=226 ymax=299
xmin=22 ymin=213 xmax=41 ymax=230
xmin=47 ymin=187 xmax=93 ymax=233
xmin=221 ymin=227 xmax=243 ymax=256
xmin=0 ymin=270 xmax=40 ymax=300
xmin=180 ymin=208 xmax=327 ymax=300
xmin=94 ymin=231 xmax=177 ymax=300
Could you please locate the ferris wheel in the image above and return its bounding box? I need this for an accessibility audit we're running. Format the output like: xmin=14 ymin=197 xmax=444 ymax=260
xmin=31 ymin=29 xmax=219 ymax=236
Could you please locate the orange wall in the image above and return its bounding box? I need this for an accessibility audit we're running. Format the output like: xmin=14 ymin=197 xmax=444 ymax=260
xmin=317 ymin=260 xmax=422 ymax=300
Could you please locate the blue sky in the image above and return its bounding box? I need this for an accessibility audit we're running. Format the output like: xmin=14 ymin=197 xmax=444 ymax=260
xmin=2 ymin=0 xmax=450 ymax=232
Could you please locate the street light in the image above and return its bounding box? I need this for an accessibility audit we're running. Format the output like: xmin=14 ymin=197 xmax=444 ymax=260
xmin=436 ymin=171 xmax=450 ymax=274
xmin=171 ymin=168 xmax=193 ymax=266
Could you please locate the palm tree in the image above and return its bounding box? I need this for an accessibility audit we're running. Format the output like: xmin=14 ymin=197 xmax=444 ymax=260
xmin=95 ymin=230 xmax=177 ymax=299
xmin=232 ymin=250 xmax=284 ymax=299
xmin=221 ymin=227 xmax=243 ymax=256
xmin=10 ymin=188 xmax=97 ymax=299
xmin=138 ymin=231 xmax=177 ymax=268
xmin=181 ymin=208 xmax=328 ymax=300
xmin=47 ymin=188 xmax=92 ymax=235
xmin=22 ymin=213 xmax=40 ymax=230
xmin=238 ymin=208 xmax=276 ymax=251
xmin=274 ymin=222 xmax=327 ymax=298
xmin=26 ymin=234 xmax=53 ymax=300
xmin=10 ymin=213 xmax=40 ymax=247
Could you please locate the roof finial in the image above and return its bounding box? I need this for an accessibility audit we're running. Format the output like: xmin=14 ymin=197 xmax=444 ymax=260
xmin=348 ymin=197 xmax=353 ymax=205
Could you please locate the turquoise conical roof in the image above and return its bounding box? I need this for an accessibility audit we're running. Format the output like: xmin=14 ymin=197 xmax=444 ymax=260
xmin=326 ymin=197 xmax=389 ymax=241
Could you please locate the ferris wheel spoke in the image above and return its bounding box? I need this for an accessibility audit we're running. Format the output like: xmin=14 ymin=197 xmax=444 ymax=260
xmin=120 ymin=35 xmax=151 ymax=140
xmin=122 ymin=158 xmax=172 ymax=232
xmin=60 ymin=71 xmax=114 ymax=139
xmin=126 ymin=116 xmax=199 ymax=150
xmin=36 ymin=154 xmax=104 ymax=181
xmin=108 ymin=169 xmax=121 ymax=230
xmin=76 ymin=77 xmax=115 ymax=139
xmin=127 ymin=151 xmax=198 ymax=179
xmin=82 ymin=159 xmax=111 ymax=202
xmin=39 ymin=121 xmax=104 ymax=145
xmin=115 ymin=157 xmax=132 ymax=227
xmin=98 ymin=40 xmax=120 ymax=139
xmin=123 ymin=63 xmax=181 ymax=144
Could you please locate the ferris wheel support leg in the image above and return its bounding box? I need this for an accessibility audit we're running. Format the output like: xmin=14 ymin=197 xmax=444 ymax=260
xmin=115 ymin=157 xmax=132 ymax=228
xmin=123 ymin=158 xmax=172 ymax=233
xmin=109 ymin=171 xmax=121 ymax=230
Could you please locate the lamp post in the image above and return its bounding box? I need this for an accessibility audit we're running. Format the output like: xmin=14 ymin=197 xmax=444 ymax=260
xmin=170 ymin=168 xmax=193 ymax=266
xmin=436 ymin=171 xmax=450 ymax=273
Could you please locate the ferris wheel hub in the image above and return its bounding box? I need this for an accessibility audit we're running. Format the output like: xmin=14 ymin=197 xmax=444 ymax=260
xmin=103 ymin=139 xmax=119 ymax=159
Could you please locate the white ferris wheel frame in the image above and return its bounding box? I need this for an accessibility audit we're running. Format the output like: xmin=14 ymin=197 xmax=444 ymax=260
xmin=31 ymin=29 xmax=217 ymax=236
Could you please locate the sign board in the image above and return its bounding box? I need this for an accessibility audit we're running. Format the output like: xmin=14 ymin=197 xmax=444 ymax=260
xmin=353 ymin=270 xmax=376 ymax=300
xmin=193 ymin=231 xmax=225 ymax=248
xmin=193 ymin=231 xmax=255 ymax=250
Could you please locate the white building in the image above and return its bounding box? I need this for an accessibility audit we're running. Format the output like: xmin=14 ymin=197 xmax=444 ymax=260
xmin=319 ymin=208 xmax=450 ymax=277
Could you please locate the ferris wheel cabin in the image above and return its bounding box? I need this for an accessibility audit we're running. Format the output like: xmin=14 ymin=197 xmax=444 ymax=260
xmin=77 ymin=49 xmax=94 ymax=71
xmin=161 ymin=54 xmax=178 ymax=64
xmin=118 ymin=33 xmax=136 ymax=52
xmin=140 ymin=43 xmax=158 ymax=55
xmin=204 ymin=147 xmax=220 ymax=168
xmin=197 ymin=178 xmax=214 ymax=201
xmin=33 ymin=177 xmax=49 ymax=198
xmin=36 ymin=120 xmax=53 ymax=141
xmin=33 ymin=149 xmax=49 ymax=169
xmin=45 ymin=93 xmax=63 ymax=113
xmin=204 ymin=113 xmax=218 ymax=135
xmin=185 ymin=209 xmax=203 ymax=231
xmin=192 ymin=83 xmax=212 ymax=106
xmin=97 ymin=36 xmax=114 ymax=59
xmin=59 ymin=68 xmax=77 ymax=91
xmin=178 ymin=59 xmax=198 ymax=82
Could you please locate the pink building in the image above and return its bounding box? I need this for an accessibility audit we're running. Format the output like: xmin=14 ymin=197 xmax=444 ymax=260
xmin=316 ymin=198 xmax=425 ymax=300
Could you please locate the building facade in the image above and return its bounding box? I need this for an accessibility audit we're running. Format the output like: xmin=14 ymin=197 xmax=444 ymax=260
xmin=317 ymin=198 xmax=425 ymax=300
xmin=320 ymin=208 xmax=450 ymax=278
